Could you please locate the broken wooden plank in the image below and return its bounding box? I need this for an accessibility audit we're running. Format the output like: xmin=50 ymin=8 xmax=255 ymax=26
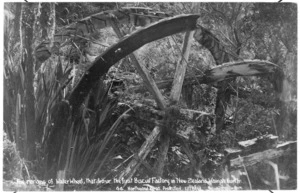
xmin=154 ymin=30 xmax=195 ymax=177
xmin=202 ymin=60 xmax=282 ymax=84
xmin=111 ymin=17 xmax=168 ymax=179
xmin=118 ymin=126 xmax=161 ymax=182
xmin=229 ymin=141 xmax=296 ymax=170
xmin=170 ymin=31 xmax=194 ymax=102
xmin=224 ymin=147 xmax=242 ymax=160
xmin=225 ymin=134 xmax=278 ymax=161
xmin=276 ymin=141 xmax=297 ymax=148
xmin=154 ymin=134 xmax=170 ymax=177
xmin=110 ymin=17 xmax=169 ymax=179
xmin=238 ymin=134 xmax=278 ymax=154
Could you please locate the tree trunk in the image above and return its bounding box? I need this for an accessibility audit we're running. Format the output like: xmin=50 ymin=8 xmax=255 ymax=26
xmin=4 ymin=4 xmax=22 ymax=143
xmin=21 ymin=3 xmax=38 ymax=161
xmin=35 ymin=3 xmax=56 ymax=71
xmin=36 ymin=2 xmax=56 ymax=140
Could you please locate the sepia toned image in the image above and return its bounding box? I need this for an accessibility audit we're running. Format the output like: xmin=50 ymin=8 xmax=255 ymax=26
xmin=3 ymin=1 xmax=297 ymax=191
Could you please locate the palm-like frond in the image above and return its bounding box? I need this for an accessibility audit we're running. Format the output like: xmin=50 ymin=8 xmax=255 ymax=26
xmin=63 ymin=82 xmax=130 ymax=179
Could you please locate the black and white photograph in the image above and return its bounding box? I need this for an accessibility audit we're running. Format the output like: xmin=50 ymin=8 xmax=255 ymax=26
xmin=2 ymin=1 xmax=297 ymax=191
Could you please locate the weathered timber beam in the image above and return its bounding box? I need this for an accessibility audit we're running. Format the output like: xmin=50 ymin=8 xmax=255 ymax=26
xmin=225 ymin=134 xmax=279 ymax=160
xmin=68 ymin=14 xmax=200 ymax=117
xmin=154 ymin=134 xmax=170 ymax=177
xmin=202 ymin=60 xmax=281 ymax=83
xmin=170 ymin=31 xmax=194 ymax=102
xmin=238 ymin=134 xmax=278 ymax=153
xmin=130 ymin=60 xmax=282 ymax=92
xmin=229 ymin=141 xmax=296 ymax=170
xmin=118 ymin=126 xmax=161 ymax=182
xmin=110 ymin=17 xmax=168 ymax=179
xmin=154 ymin=30 xmax=194 ymax=177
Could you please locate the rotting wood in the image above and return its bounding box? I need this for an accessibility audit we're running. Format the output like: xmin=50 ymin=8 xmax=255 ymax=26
xmin=228 ymin=141 xmax=296 ymax=170
xmin=168 ymin=31 xmax=198 ymax=179
xmin=118 ymin=126 xmax=161 ymax=183
xmin=238 ymin=134 xmax=278 ymax=154
xmin=224 ymin=134 xmax=278 ymax=160
xmin=170 ymin=31 xmax=194 ymax=102
xmin=121 ymin=60 xmax=284 ymax=177
xmin=154 ymin=134 xmax=170 ymax=177
xmin=154 ymin=30 xmax=195 ymax=177
xmin=110 ymin=17 xmax=168 ymax=179
xmin=224 ymin=147 xmax=242 ymax=160
xmin=65 ymin=13 xmax=286 ymax=181
xmin=68 ymin=16 xmax=203 ymax=178
xmin=132 ymin=153 xmax=156 ymax=176
xmin=68 ymin=14 xmax=200 ymax=117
